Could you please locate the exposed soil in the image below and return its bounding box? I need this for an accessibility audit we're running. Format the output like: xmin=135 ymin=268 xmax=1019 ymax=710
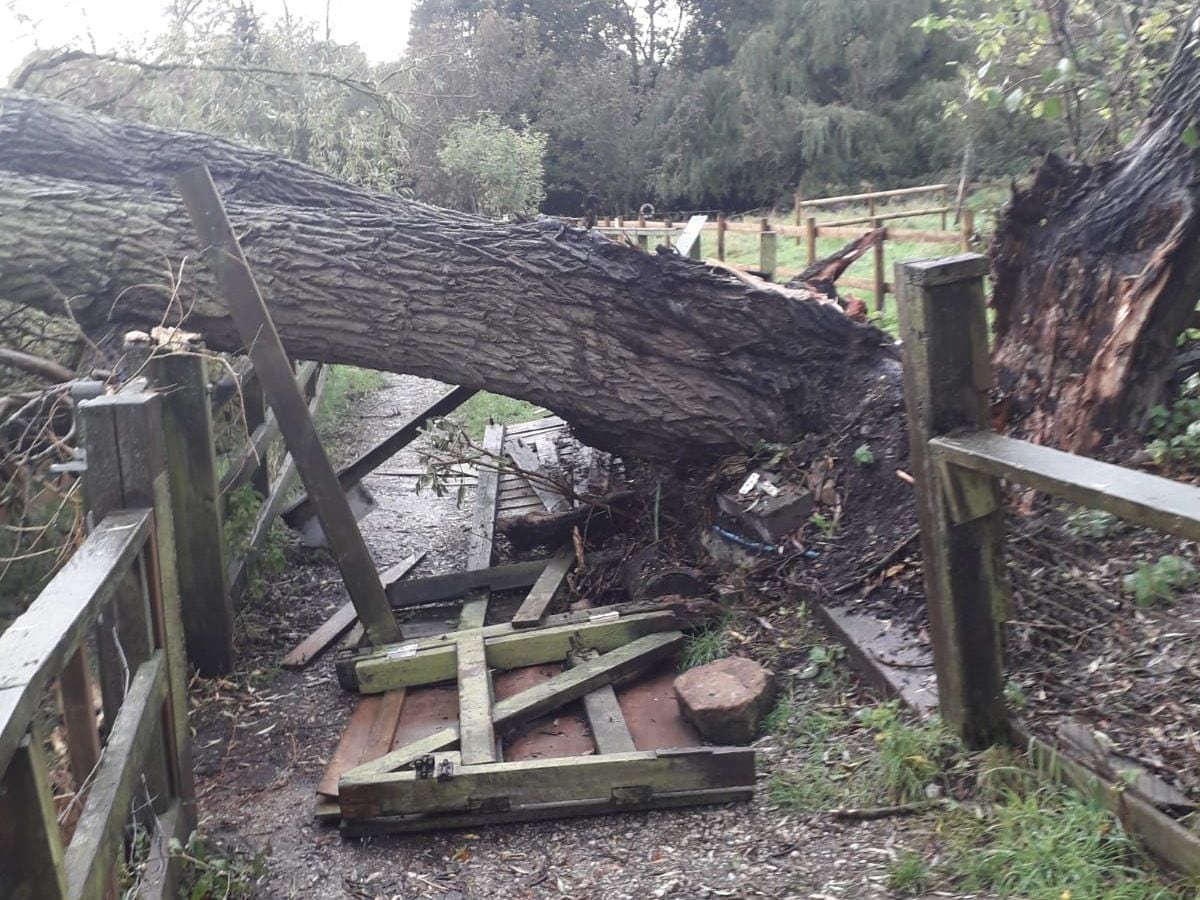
xmin=188 ymin=373 xmax=987 ymax=899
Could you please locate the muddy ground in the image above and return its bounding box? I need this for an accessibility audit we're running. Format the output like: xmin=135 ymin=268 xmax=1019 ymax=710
xmin=188 ymin=373 xmax=993 ymax=900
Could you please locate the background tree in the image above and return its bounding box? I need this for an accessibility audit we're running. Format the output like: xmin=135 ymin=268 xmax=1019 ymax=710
xmin=437 ymin=114 xmax=547 ymax=216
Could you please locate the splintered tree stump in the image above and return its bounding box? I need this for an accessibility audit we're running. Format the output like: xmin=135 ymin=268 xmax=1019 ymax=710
xmin=620 ymin=547 xmax=707 ymax=603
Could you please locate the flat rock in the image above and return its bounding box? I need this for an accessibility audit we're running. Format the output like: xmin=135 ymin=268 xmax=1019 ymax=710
xmin=673 ymin=657 xmax=777 ymax=744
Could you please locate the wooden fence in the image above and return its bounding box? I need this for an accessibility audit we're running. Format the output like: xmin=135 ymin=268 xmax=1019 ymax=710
xmin=593 ymin=182 xmax=977 ymax=312
xmin=0 ymin=390 xmax=195 ymax=899
xmin=899 ymin=254 xmax=1200 ymax=873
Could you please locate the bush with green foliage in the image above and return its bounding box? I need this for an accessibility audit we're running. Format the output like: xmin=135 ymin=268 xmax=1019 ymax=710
xmin=1146 ymin=373 xmax=1200 ymax=468
xmin=437 ymin=114 xmax=548 ymax=217
xmin=1123 ymin=555 xmax=1198 ymax=607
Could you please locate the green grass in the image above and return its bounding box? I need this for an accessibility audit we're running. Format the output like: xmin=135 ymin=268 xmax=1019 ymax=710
xmin=451 ymin=391 xmax=545 ymax=442
xmin=888 ymin=850 xmax=933 ymax=895
xmin=719 ymin=188 xmax=1008 ymax=336
xmin=316 ymin=365 xmax=388 ymax=437
xmin=680 ymin=617 xmax=731 ymax=670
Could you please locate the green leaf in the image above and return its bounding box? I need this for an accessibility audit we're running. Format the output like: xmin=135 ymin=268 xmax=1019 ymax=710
xmin=1041 ymin=95 xmax=1063 ymax=120
xmin=853 ymin=443 xmax=875 ymax=465
xmin=1182 ymin=125 xmax=1199 ymax=150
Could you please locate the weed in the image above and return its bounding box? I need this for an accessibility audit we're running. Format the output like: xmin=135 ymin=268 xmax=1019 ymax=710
xmin=171 ymin=831 xmax=268 ymax=899
xmin=316 ymin=365 xmax=387 ymax=438
xmin=681 ymin=618 xmax=730 ymax=669
xmin=1063 ymin=506 xmax=1121 ymax=540
xmin=1004 ymin=680 xmax=1028 ymax=711
xmin=1145 ymin=373 xmax=1200 ymax=469
xmin=798 ymin=643 xmax=845 ymax=682
xmin=809 ymin=512 xmax=837 ymax=537
xmin=857 ymin=702 xmax=959 ymax=803
xmin=946 ymin=785 xmax=1178 ymax=899
xmin=222 ymin=484 xmax=287 ymax=601
xmin=888 ymin=850 xmax=932 ymax=895
xmin=1122 ymin=555 xmax=1197 ymax=607
xmin=852 ymin=443 xmax=875 ymax=465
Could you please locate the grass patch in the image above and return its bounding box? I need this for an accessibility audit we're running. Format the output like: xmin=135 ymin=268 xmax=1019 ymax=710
xmin=942 ymin=784 xmax=1185 ymax=899
xmin=452 ymin=391 xmax=545 ymax=442
xmin=316 ymin=365 xmax=387 ymax=438
xmin=888 ymin=850 xmax=933 ymax=895
xmin=680 ymin=617 xmax=731 ymax=669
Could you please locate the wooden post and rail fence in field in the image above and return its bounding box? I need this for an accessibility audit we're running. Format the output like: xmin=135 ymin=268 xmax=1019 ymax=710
xmin=592 ymin=181 xmax=979 ymax=312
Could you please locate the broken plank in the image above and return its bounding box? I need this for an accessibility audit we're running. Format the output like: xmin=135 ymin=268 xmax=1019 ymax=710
xmin=506 ymin=440 xmax=568 ymax=513
xmin=340 ymin=786 xmax=751 ymax=836
xmin=491 ymin=632 xmax=682 ymax=732
xmin=339 ymin=746 xmax=756 ymax=819
xmin=582 ymin=687 xmax=636 ymax=754
xmin=283 ymin=552 xmax=425 ymax=669
xmin=178 ymin=167 xmax=400 ymax=646
xmin=503 ymin=416 xmax=563 ymax=437
xmin=282 ymin=385 xmax=477 ymax=533
xmin=511 ymin=546 xmax=574 ymax=628
xmin=386 ymin=560 xmax=546 ymax=608
xmin=316 ymin=689 xmax=407 ymax=798
xmin=457 ymin=635 xmax=496 ymax=765
xmin=460 ymin=423 xmax=506 ymax=630
xmin=354 ymin=611 xmax=680 ymax=694
xmin=340 ymin=726 xmax=461 ymax=782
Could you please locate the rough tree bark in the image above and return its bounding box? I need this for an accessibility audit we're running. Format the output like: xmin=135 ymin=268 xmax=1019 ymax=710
xmin=991 ymin=21 xmax=1200 ymax=453
xmin=0 ymin=89 xmax=898 ymax=460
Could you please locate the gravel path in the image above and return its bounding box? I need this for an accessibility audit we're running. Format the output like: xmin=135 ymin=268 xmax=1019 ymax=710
xmin=190 ymin=374 xmax=979 ymax=899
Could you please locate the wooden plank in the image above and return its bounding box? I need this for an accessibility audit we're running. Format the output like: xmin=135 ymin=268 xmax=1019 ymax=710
xmin=505 ymin=440 xmax=568 ymax=512
xmin=582 ymin=686 xmax=635 ymax=753
xmin=240 ymin=367 xmax=273 ymax=498
xmin=135 ymin=799 xmax=188 ymax=900
xmin=798 ymin=182 xmax=952 ymax=208
xmin=386 ymin=559 xmax=546 ymax=608
xmin=674 ymin=214 xmax=707 ymax=258
xmin=897 ymin=255 xmax=1007 ymax=748
xmin=64 ymin=652 xmax=167 ymax=900
xmin=503 ymin=415 xmax=563 ymax=437
xmin=317 ymin=696 xmax=383 ymax=798
xmin=931 ymin=431 xmax=1200 ymax=542
xmin=511 ymin=546 xmax=574 ymax=628
xmin=218 ymin=362 xmax=317 ymax=496
xmin=56 ymin=646 xmax=101 ymax=796
xmin=340 ymin=746 xmax=756 ymax=819
xmin=282 ymin=385 xmax=478 ymax=531
xmin=354 ymin=611 xmax=680 ymax=694
xmin=282 ymin=552 xmax=425 ymax=669
xmin=0 ymin=510 xmax=151 ymax=775
xmin=153 ymin=351 xmax=234 ymax=675
xmin=177 ymin=165 xmax=400 ymax=646
xmin=340 ymin=726 xmax=461 ymax=781
xmin=0 ymin=730 xmax=68 ymax=900
xmin=456 ymin=635 xmax=496 ymax=765
xmin=491 ymin=632 xmax=682 ymax=732
xmin=460 ymin=423 xmax=506 ymax=630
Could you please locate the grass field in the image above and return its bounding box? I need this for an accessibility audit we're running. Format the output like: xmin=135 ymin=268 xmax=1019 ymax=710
xmin=705 ymin=186 xmax=1009 ymax=334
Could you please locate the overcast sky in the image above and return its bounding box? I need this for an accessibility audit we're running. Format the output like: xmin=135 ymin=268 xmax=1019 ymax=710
xmin=2 ymin=0 xmax=414 ymax=77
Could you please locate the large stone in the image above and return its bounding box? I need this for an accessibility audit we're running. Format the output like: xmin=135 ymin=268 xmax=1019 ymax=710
xmin=673 ymin=657 xmax=777 ymax=745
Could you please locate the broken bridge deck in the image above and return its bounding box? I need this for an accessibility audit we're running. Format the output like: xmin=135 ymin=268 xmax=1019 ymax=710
xmin=313 ymin=415 xmax=754 ymax=834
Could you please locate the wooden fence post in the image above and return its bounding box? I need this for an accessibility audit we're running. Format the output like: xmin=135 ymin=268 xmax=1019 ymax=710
xmin=0 ymin=732 xmax=68 ymax=900
xmin=793 ymin=189 xmax=803 ymax=246
xmin=716 ymin=214 xmax=727 ymax=261
xmin=872 ymin=218 xmax=886 ymax=312
xmin=960 ymin=208 xmax=975 ymax=252
xmin=176 ymin=165 xmax=402 ymax=646
xmin=759 ymin=218 xmax=777 ymax=282
xmin=151 ymin=350 xmax=235 ymax=676
xmin=940 ymin=186 xmax=949 ymax=230
xmin=81 ymin=390 xmax=197 ymax=823
xmin=805 ymin=215 xmax=817 ymax=266
xmin=897 ymin=254 xmax=1008 ymax=748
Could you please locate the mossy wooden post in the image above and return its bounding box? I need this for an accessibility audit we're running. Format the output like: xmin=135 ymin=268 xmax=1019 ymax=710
xmin=759 ymin=218 xmax=776 ymax=282
xmin=716 ymin=214 xmax=727 ymax=261
xmin=804 ymin=216 xmax=817 ymax=266
xmin=0 ymin=732 xmax=68 ymax=900
xmin=940 ymin=186 xmax=949 ymax=230
xmin=81 ymin=391 xmax=197 ymax=817
xmin=897 ymin=254 xmax=1008 ymax=748
xmin=960 ymin=208 xmax=975 ymax=252
xmin=872 ymin=218 xmax=886 ymax=312
xmin=152 ymin=350 xmax=235 ymax=675
xmin=177 ymin=165 xmax=401 ymax=647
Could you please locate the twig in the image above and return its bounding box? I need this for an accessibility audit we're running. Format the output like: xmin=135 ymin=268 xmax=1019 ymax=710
xmin=827 ymin=799 xmax=948 ymax=820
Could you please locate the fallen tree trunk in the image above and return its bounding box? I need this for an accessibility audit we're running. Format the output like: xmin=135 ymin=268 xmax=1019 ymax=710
xmin=0 ymin=90 xmax=898 ymax=460
xmin=991 ymin=19 xmax=1200 ymax=452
